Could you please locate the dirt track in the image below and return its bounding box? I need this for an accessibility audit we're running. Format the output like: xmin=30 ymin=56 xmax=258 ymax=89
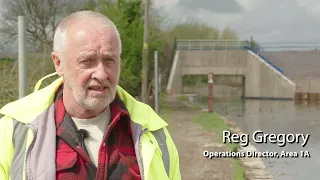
xmin=164 ymin=96 xmax=234 ymax=180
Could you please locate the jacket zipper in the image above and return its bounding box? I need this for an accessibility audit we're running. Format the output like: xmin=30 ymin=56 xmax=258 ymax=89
xmin=25 ymin=124 xmax=37 ymax=180
xmin=138 ymin=128 xmax=148 ymax=180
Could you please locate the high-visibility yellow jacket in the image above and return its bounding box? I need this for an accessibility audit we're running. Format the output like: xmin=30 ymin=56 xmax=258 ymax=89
xmin=0 ymin=74 xmax=181 ymax=180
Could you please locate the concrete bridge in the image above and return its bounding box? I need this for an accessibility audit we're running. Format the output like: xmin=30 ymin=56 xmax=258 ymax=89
xmin=261 ymin=51 xmax=320 ymax=92
xmin=166 ymin=40 xmax=296 ymax=99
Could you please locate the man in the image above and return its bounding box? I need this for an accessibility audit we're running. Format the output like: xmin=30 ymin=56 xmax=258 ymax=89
xmin=0 ymin=10 xmax=181 ymax=180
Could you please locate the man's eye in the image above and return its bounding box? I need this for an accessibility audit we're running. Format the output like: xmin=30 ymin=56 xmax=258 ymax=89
xmin=82 ymin=59 xmax=92 ymax=63
xmin=105 ymin=58 xmax=115 ymax=63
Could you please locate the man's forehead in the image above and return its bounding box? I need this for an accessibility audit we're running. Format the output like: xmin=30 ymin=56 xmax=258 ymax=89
xmin=66 ymin=26 xmax=119 ymax=50
xmin=70 ymin=27 xmax=117 ymax=41
xmin=78 ymin=51 xmax=118 ymax=57
xmin=74 ymin=30 xmax=87 ymax=41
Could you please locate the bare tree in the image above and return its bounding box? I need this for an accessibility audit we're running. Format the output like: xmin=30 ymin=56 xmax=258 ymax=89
xmin=0 ymin=0 xmax=87 ymax=51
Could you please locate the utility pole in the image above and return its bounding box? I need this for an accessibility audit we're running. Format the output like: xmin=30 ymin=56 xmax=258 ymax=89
xmin=18 ymin=16 xmax=27 ymax=98
xmin=141 ymin=0 xmax=149 ymax=103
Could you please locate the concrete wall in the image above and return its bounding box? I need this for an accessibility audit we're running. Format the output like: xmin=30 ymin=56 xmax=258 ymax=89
xmin=167 ymin=51 xmax=182 ymax=94
xmin=261 ymin=51 xmax=320 ymax=95
xmin=180 ymin=51 xmax=247 ymax=75
xmin=183 ymin=85 xmax=242 ymax=97
xmin=167 ymin=50 xmax=247 ymax=94
xmin=245 ymin=51 xmax=296 ymax=99
xmin=295 ymin=79 xmax=320 ymax=93
xmin=167 ymin=50 xmax=296 ymax=99
xmin=261 ymin=51 xmax=320 ymax=80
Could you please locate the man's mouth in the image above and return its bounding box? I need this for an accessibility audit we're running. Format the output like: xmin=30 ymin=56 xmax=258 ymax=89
xmin=88 ymin=86 xmax=107 ymax=91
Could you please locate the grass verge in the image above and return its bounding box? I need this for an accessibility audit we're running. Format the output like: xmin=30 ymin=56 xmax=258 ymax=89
xmin=158 ymin=93 xmax=172 ymax=124
xmin=161 ymin=95 xmax=245 ymax=180
xmin=193 ymin=112 xmax=245 ymax=180
xmin=177 ymin=95 xmax=202 ymax=110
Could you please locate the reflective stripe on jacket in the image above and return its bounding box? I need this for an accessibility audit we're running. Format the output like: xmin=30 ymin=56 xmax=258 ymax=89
xmin=0 ymin=74 xmax=181 ymax=180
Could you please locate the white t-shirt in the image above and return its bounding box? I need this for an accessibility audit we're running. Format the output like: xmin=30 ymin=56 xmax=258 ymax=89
xmin=72 ymin=107 xmax=111 ymax=167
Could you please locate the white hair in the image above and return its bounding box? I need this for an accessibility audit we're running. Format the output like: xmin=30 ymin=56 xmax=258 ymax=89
xmin=53 ymin=10 xmax=122 ymax=54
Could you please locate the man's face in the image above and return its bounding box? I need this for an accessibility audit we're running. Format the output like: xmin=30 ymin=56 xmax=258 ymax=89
xmin=59 ymin=23 xmax=120 ymax=110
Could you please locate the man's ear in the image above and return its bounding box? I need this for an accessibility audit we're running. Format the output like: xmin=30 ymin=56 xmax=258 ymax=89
xmin=52 ymin=52 xmax=64 ymax=76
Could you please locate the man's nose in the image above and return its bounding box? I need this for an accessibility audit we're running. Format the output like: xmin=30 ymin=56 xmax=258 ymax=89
xmin=92 ymin=62 xmax=108 ymax=80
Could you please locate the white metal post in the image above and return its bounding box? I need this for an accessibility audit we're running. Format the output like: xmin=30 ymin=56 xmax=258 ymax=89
xmin=18 ymin=16 xmax=27 ymax=98
xmin=154 ymin=51 xmax=159 ymax=113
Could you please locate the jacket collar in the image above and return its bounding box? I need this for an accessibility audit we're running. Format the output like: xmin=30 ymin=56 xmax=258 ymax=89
xmin=0 ymin=74 xmax=167 ymax=131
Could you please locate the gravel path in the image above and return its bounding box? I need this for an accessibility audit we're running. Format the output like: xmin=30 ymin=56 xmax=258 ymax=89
xmin=164 ymin=96 xmax=235 ymax=180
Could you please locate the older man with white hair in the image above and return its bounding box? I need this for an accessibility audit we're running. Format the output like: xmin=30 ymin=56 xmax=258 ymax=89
xmin=0 ymin=10 xmax=181 ymax=180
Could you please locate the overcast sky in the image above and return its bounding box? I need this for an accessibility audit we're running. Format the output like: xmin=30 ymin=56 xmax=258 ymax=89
xmin=154 ymin=0 xmax=320 ymax=44
xmin=2 ymin=0 xmax=320 ymax=51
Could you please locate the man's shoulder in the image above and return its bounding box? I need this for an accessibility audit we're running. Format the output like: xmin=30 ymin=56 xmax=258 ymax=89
xmin=116 ymin=87 xmax=168 ymax=131
xmin=0 ymin=87 xmax=56 ymax=123
xmin=0 ymin=113 xmax=14 ymax=129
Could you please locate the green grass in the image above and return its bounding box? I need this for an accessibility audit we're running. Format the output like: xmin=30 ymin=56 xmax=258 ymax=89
xmin=233 ymin=159 xmax=245 ymax=180
xmin=159 ymin=107 xmax=172 ymax=123
xmin=159 ymin=94 xmax=244 ymax=180
xmin=193 ymin=112 xmax=245 ymax=180
xmin=177 ymin=95 xmax=187 ymax=102
xmin=159 ymin=93 xmax=166 ymax=108
xmin=0 ymin=54 xmax=55 ymax=108
xmin=177 ymin=95 xmax=203 ymax=110
xmin=191 ymin=104 xmax=202 ymax=110
xmin=158 ymin=93 xmax=172 ymax=123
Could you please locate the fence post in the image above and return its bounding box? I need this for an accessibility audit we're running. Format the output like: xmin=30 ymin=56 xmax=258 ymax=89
xmin=154 ymin=51 xmax=159 ymax=113
xmin=208 ymin=73 xmax=214 ymax=113
xmin=251 ymin=36 xmax=253 ymax=49
xmin=18 ymin=16 xmax=27 ymax=98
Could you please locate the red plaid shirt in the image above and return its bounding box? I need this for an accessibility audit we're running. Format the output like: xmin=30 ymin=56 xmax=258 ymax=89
xmin=54 ymin=88 xmax=141 ymax=180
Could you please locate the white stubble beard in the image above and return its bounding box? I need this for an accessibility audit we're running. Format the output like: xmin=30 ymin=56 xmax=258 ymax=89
xmin=63 ymin=69 xmax=118 ymax=110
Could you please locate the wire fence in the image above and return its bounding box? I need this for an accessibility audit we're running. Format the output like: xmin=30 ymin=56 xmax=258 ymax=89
xmin=175 ymin=39 xmax=250 ymax=51
xmin=259 ymin=41 xmax=320 ymax=51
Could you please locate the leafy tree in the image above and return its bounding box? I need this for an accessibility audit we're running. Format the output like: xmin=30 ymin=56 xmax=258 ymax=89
xmin=220 ymin=26 xmax=238 ymax=40
xmin=85 ymin=0 xmax=166 ymax=99
xmin=87 ymin=0 xmax=145 ymax=97
xmin=164 ymin=19 xmax=220 ymax=40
